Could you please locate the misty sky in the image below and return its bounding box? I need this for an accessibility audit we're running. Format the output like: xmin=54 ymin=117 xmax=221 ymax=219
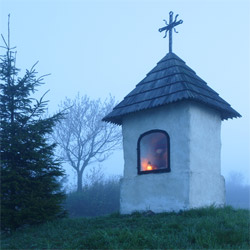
xmin=1 ymin=0 xmax=249 ymax=186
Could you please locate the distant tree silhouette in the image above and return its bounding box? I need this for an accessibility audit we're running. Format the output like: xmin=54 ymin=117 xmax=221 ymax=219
xmin=53 ymin=94 xmax=122 ymax=192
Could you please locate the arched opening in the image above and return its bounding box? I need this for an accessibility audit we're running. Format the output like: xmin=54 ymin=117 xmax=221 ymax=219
xmin=137 ymin=130 xmax=170 ymax=174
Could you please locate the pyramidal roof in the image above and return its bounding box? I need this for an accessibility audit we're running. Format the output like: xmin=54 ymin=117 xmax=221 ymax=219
xmin=103 ymin=52 xmax=241 ymax=125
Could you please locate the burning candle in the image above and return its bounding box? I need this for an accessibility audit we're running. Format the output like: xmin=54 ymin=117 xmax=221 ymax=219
xmin=146 ymin=162 xmax=153 ymax=171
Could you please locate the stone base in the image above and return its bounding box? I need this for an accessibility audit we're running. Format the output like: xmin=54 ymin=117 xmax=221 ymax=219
xmin=120 ymin=172 xmax=225 ymax=214
xmin=189 ymin=173 xmax=225 ymax=208
xmin=120 ymin=172 xmax=189 ymax=214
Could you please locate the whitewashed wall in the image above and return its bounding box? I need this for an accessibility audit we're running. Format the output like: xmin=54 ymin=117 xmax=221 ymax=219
xmin=120 ymin=101 xmax=225 ymax=214
xmin=188 ymin=103 xmax=225 ymax=208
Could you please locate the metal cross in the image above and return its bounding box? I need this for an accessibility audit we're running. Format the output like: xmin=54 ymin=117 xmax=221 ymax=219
xmin=159 ymin=11 xmax=183 ymax=53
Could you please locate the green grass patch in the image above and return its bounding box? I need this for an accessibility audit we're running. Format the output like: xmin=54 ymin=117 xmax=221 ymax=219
xmin=1 ymin=206 xmax=249 ymax=249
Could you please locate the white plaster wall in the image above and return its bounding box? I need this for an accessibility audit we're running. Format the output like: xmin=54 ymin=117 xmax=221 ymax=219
xmin=188 ymin=102 xmax=225 ymax=207
xmin=122 ymin=102 xmax=191 ymax=178
xmin=120 ymin=173 xmax=189 ymax=213
xmin=189 ymin=102 xmax=222 ymax=175
xmin=120 ymin=101 xmax=225 ymax=214
xmin=121 ymin=102 xmax=191 ymax=214
xmin=189 ymin=172 xmax=225 ymax=208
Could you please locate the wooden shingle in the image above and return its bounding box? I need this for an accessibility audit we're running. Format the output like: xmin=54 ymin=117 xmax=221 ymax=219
xmin=103 ymin=52 xmax=241 ymax=125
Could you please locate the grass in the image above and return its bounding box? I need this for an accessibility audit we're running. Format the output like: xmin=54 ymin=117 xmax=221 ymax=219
xmin=1 ymin=206 xmax=249 ymax=249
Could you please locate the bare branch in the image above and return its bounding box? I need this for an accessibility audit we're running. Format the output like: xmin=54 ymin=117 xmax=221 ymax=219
xmin=53 ymin=93 xmax=122 ymax=192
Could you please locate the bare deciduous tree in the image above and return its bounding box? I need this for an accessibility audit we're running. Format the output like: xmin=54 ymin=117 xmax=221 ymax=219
xmin=53 ymin=94 xmax=121 ymax=192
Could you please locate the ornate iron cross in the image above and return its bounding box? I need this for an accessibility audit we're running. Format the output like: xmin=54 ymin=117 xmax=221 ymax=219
xmin=159 ymin=11 xmax=183 ymax=53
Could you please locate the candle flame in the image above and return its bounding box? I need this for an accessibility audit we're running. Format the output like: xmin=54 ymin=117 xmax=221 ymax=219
xmin=146 ymin=164 xmax=153 ymax=171
xmin=141 ymin=159 xmax=154 ymax=171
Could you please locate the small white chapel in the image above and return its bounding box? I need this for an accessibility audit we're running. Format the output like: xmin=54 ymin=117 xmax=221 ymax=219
xmin=103 ymin=11 xmax=241 ymax=214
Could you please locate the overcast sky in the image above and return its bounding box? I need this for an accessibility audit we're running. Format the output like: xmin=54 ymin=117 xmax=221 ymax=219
xmin=1 ymin=0 xmax=249 ymax=186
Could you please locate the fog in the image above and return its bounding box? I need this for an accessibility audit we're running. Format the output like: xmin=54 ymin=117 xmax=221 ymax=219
xmin=1 ymin=1 xmax=249 ymax=184
xmin=225 ymin=172 xmax=250 ymax=209
xmin=1 ymin=0 xmax=249 ymax=209
xmin=63 ymin=167 xmax=249 ymax=218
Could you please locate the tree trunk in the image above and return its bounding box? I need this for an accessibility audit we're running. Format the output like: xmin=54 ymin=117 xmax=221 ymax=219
xmin=77 ymin=171 xmax=83 ymax=193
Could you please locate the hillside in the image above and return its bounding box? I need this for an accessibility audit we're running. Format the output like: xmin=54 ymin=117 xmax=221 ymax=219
xmin=2 ymin=206 xmax=249 ymax=249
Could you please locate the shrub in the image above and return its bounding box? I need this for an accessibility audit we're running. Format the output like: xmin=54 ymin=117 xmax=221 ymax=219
xmin=64 ymin=176 xmax=120 ymax=217
xmin=225 ymin=173 xmax=250 ymax=209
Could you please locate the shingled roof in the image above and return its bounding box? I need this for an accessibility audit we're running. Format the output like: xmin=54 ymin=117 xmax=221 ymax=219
xmin=103 ymin=52 xmax=241 ymax=125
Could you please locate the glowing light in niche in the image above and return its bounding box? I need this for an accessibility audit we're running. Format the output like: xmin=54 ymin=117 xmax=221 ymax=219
xmin=139 ymin=131 xmax=169 ymax=172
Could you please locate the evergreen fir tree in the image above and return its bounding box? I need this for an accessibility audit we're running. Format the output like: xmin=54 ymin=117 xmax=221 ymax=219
xmin=0 ymin=19 xmax=66 ymax=231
